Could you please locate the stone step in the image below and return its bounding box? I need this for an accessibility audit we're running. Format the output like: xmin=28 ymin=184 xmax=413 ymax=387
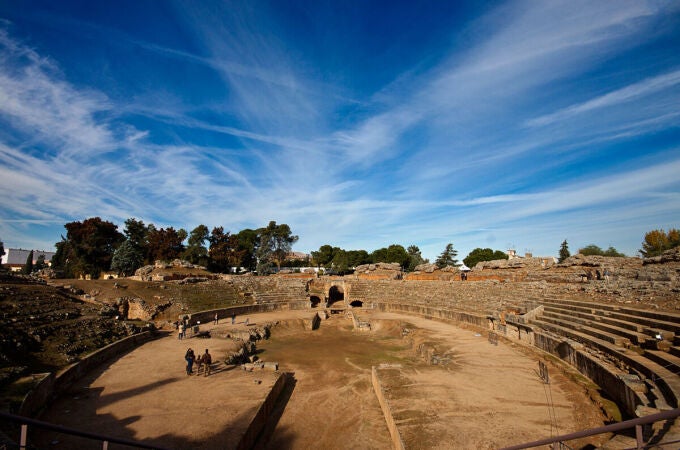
xmin=541 ymin=298 xmax=680 ymax=332
xmin=643 ymin=349 xmax=680 ymax=376
xmin=535 ymin=316 xmax=632 ymax=347
xmin=670 ymin=346 xmax=680 ymax=359
xmin=541 ymin=310 xmax=653 ymax=346
xmin=543 ymin=305 xmax=675 ymax=343
xmin=541 ymin=300 xmax=680 ymax=336
xmin=531 ymin=319 xmax=680 ymax=409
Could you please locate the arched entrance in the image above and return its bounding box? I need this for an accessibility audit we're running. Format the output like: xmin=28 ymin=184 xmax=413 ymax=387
xmin=349 ymin=300 xmax=363 ymax=308
xmin=310 ymin=296 xmax=321 ymax=308
xmin=327 ymin=285 xmax=344 ymax=307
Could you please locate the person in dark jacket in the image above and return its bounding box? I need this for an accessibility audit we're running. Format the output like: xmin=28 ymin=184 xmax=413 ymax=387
xmin=185 ymin=348 xmax=195 ymax=375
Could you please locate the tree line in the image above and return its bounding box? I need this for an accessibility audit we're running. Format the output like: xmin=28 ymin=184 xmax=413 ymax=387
xmin=51 ymin=217 xmax=298 ymax=278
xmin=47 ymin=216 xmax=502 ymax=278
xmin=6 ymin=219 xmax=677 ymax=278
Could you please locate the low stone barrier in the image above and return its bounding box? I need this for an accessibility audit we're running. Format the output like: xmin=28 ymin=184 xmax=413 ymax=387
xmin=371 ymin=366 xmax=405 ymax=450
xmin=237 ymin=372 xmax=288 ymax=450
xmin=187 ymin=302 xmax=309 ymax=326
xmin=375 ymin=302 xmax=486 ymax=328
xmin=19 ymin=331 xmax=156 ymax=417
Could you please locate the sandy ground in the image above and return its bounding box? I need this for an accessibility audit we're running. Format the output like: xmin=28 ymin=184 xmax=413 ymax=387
xmin=33 ymin=309 xmax=606 ymax=449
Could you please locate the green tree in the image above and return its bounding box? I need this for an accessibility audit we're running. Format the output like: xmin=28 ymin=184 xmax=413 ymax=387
xmin=311 ymin=245 xmax=338 ymax=267
xmin=463 ymin=248 xmax=508 ymax=268
xmin=579 ymin=244 xmax=603 ymax=256
xmin=558 ymin=239 xmax=571 ymax=263
xmin=435 ymin=243 xmax=459 ymax=268
xmin=406 ymin=245 xmax=426 ymax=272
xmin=236 ymin=228 xmax=259 ymax=271
xmin=603 ymin=246 xmax=626 ymax=257
xmin=182 ymin=224 xmax=210 ymax=266
xmin=23 ymin=250 xmax=34 ymax=274
xmin=331 ymin=250 xmax=352 ymax=274
xmin=256 ymin=221 xmax=298 ymax=272
xmin=346 ymin=249 xmax=370 ymax=267
xmin=640 ymin=228 xmax=680 ymax=257
xmin=579 ymin=245 xmax=625 ymax=257
xmin=124 ymin=218 xmax=148 ymax=250
xmin=177 ymin=228 xmax=188 ymax=244
xmin=52 ymin=217 xmax=124 ymax=278
xmin=111 ymin=240 xmax=144 ymax=276
xmin=52 ymin=238 xmax=75 ymax=278
xmin=34 ymin=254 xmax=46 ymax=271
xmin=369 ymin=244 xmax=410 ymax=269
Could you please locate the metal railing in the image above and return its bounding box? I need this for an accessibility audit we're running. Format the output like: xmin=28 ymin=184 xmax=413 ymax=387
xmin=500 ymin=408 xmax=680 ymax=450
xmin=0 ymin=411 xmax=171 ymax=450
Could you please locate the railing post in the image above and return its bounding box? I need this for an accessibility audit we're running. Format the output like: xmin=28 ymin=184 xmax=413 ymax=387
xmin=635 ymin=424 xmax=643 ymax=450
xmin=20 ymin=423 xmax=28 ymax=450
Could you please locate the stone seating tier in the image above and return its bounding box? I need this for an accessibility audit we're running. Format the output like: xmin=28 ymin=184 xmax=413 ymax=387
xmin=540 ymin=309 xmax=653 ymax=347
xmin=534 ymin=316 xmax=632 ymax=347
xmin=531 ymin=318 xmax=680 ymax=410
xmin=536 ymin=298 xmax=680 ymax=335
xmin=543 ymin=304 xmax=676 ymax=342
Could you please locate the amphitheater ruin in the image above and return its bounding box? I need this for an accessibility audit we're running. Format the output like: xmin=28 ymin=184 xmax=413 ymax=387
xmin=2 ymin=249 xmax=680 ymax=449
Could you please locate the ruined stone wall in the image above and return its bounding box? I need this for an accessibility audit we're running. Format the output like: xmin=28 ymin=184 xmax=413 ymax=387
xmin=209 ymin=248 xmax=680 ymax=315
xmin=221 ymin=275 xmax=310 ymax=304
xmin=236 ymin=372 xmax=288 ymax=450
xmin=371 ymin=366 xmax=405 ymax=450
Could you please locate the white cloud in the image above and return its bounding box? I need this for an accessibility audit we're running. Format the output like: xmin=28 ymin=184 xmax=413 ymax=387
xmin=526 ymin=69 xmax=680 ymax=127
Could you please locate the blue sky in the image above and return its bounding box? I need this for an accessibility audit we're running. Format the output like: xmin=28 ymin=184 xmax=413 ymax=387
xmin=1 ymin=0 xmax=679 ymax=261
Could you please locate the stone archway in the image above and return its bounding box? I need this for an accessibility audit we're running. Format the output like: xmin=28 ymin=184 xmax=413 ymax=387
xmin=349 ymin=300 xmax=363 ymax=308
xmin=327 ymin=285 xmax=344 ymax=307
xmin=310 ymin=296 xmax=321 ymax=308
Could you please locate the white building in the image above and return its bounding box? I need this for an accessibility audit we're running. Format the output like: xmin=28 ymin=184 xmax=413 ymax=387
xmin=1 ymin=248 xmax=55 ymax=272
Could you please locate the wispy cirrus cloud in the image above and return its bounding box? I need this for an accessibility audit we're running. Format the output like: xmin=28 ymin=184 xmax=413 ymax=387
xmin=1 ymin=0 xmax=679 ymax=260
xmin=526 ymin=69 xmax=680 ymax=127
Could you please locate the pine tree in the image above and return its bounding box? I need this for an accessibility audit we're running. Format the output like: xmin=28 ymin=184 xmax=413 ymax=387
xmin=558 ymin=240 xmax=570 ymax=263
xmin=23 ymin=250 xmax=34 ymax=274
xmin=435 ymin=243 xmax=459 ymax=268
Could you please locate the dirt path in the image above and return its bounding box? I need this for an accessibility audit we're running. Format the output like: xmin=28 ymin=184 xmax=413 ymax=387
xmin=34 ymin=309 xmax=605 ymax=449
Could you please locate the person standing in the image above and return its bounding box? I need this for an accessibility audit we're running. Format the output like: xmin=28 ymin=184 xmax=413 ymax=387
xmin=202 ymin=349 xmax=212 ymax=377
xmin=231 ymin=312 xmax=236 ymax=324
xmin=214 ymin=312 xmax=219 ymax=325
xmin=178 ymin=323 xmax=184 ymax=340
xmin=195 ymin=353 xmax=204 ymax=375
xmin=185 ymin=348 xmax=195 ymax=375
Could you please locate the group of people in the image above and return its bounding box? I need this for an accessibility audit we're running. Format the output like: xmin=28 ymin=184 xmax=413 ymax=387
xmin=184 ymin=348 xmax=212 ymax=376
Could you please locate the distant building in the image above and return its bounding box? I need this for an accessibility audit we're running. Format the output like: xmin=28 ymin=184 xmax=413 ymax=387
xmin=286 ymin=251 xmax=309 ymax=261
xmin=507 ymin=249 xmax=557 ymax=265
xmin=1 ymin=248 xmax=55 ymax=272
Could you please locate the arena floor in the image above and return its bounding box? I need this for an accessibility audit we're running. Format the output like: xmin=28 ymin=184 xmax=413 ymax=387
xmin=34 ymin=309 xmax=607 ymax=449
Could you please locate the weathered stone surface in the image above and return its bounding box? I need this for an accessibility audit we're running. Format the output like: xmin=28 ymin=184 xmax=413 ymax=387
xmin=133 ymin=260 xmax=210 ymax=281
xmin=354 ymin=262 xmax=403 ymax=280
xmin=643 ymin=247 xmax=680 ymax=265
xmin=414 ymin=263 xmax=438 ymax=273
xmin=355 ymin=262 xmax=402 ymax=273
